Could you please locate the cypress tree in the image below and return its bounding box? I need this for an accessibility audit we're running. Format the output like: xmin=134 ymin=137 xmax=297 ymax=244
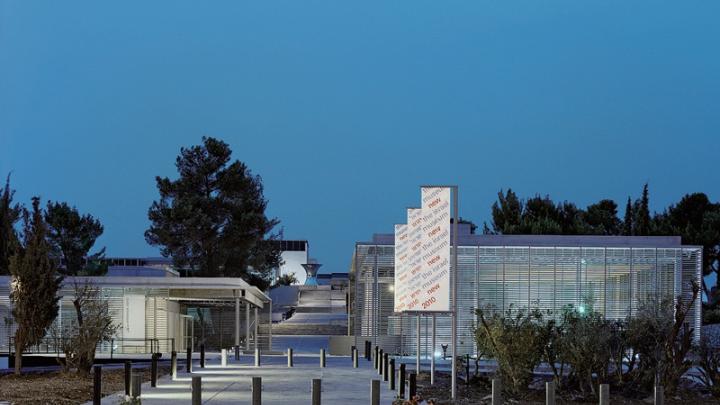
xmin=622 ymin=197 xmax=634 ymax=236
xmin=634 ymin=183 xmax=651 ymax=236
xmin=0 ymin=174 xmax=21 ymax=275
xmin=10 ymin=197 xmax=63 ymax=374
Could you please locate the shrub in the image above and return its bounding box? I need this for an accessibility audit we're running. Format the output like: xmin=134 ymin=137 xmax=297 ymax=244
xmin=557 ymin=302 xmax=612 ymax=397
xmin=697 ymin=336 xmax=720 ymax=397
xmin=475 ymin=305 xmax=545 ymax=397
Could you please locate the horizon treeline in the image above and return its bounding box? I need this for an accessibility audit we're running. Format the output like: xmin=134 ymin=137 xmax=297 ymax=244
xmin=485 ymin=184 xmax=720 ymax=303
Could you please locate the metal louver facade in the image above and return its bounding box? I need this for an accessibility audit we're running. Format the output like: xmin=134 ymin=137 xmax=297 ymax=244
xmin=353 ymin=231 xmax=702 ymax=357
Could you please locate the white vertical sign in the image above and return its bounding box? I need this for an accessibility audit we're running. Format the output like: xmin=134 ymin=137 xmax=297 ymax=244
xmin=405 ymin=208 xmax=424 ymax=311
xmin=419 ymin=187 xmax=451 ymax=312
xmin=393 ymin=224 xmax=409 ymax=312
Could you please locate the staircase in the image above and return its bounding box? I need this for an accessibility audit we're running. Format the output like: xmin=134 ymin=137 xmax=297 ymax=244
xmin=272 ymin=286 xmax=348 ymax=335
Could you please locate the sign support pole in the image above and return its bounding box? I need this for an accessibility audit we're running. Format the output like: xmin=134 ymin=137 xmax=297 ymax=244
xmin=451 ymin=186 xmax=458 ymax=400
xmin=431 ymin=313 xmax=436 ymax=385
xmin=416 ymin=313 xmax=421 ymax=374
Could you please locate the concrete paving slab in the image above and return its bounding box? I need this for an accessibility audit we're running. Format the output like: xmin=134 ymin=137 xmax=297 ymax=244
xmin=90 ymin=353 xmax=399 ymax=404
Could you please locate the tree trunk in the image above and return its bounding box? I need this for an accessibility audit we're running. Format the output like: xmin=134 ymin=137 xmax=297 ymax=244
xmin=14 ymin=343 xmax=22 ymax=375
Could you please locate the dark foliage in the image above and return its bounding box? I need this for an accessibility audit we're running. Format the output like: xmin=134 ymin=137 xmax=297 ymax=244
xmin=45 ymin=201 xmax=106 ymax=276
xmin=9 ymin=197 xmax=63 ymax=374
xmin=0 ymin=174 xmax=21 ymax=275
xmin=145 ymin=137 xmax=282 ymax=289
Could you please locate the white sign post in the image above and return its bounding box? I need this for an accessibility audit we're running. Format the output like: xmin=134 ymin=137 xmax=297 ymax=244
xmin=393 ymin=224 xmax=409 ymax=313
xmin=392 ymin=186 xmax=458 ymax=399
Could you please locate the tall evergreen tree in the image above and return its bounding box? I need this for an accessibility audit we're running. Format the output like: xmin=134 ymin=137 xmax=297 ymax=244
xmin=0 ymin=174 xmax=21 ymax=275
xmin=10 ymin=197 xmax=63 ymax=374
xmin=145 ymin=137 xmax=282 ymax=289
xmin=634 ymin=183 xmax=651 ymax=236
xmin=622 ymin=197 xmax=634 ymax=236
xmin=45 ymin=201 xmax=106 ymax=276
xmin=491 ymin=189 xmax=523 ymax=234
xmin=585 ymin=199 xmax=621 ymax=235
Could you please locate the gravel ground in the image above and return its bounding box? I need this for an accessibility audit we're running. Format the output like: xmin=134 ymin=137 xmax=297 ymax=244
xmin=393 ymin=371 xmax=719 ymax=405
xmin=0 ymin=366 xmax=169 ymax=404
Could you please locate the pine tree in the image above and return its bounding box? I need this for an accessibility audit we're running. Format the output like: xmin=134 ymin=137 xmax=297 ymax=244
xmin=634 ymin=183 xmax=651 ymax=236
xmin=45 ymin=201 xmax=106 ymax=276
xmin=0 ymin=174 xmax=21 ymax=275
xmin=145 ymin=137 xmax=281 ymax=288
xmin=10 ymin=197 xmax=63 ymax=374
xmin=622 ymin=197 xmax=634 ymax=236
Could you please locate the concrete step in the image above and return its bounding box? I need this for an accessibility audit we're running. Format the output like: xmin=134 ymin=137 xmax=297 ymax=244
xmin=269 ymin=324 xmax=347 ymax=336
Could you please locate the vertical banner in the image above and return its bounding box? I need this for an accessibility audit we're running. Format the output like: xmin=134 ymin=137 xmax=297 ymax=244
xmin=405 ymin=208 xmax=424 ymax=311
xmin=419 ymin=187 xmax=451 ymax=312
xmin=393 ymin=224 xmax=409 ymax=312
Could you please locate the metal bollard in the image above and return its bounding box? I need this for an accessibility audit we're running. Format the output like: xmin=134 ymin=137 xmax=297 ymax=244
xmin=312 ymin=378 xmax=321 ymax=405
xmin=235 ymin=345 xmax=240 ymax=361
xmin=371 ymin=379 xmax=380 ymax=405
xmin=599 ymin=384 xmax=609 ymax=405
xmin=192 ymin=376 xmax=202 ymax=405
xmin=171 ymin=351 xmax=177 ymax=379
xmin=492 ymin=378 xmax=502 ymax=405
xmin=390 ymin=359 xmax=396 ymax=390
xmin=409 ymin=372 xmax=417 ymax=399
xmin=365 ymin=340 xmax=371 ymax=360
xmin=252 ymin=376 xmax=262 ymax=405
xmin=654 ymin=385 xmax=664 ymax=405
xmin=399 ymin=363 xmax=406 ymax=398
xmin=200 ymin=344 xmax=205 ymax=368
xmin=288 ymin=348 xmax=294 ymax=367
xmin=374 ymin=346 xmax=379 ymax=369
xmin=466 ymin=354 xmax=471 ymax=386
xmin=124 ymin=361 xmax=131 ymax=396
xmin=151 ymin=353 xmax=158 ymax=387
xmin=186 ymin=346 xmax=192 ymax=372
xmin=130 ymin=372 xmax=142 ymax=400
xmin=221 ymin=348 xmax=227 ymax=367
xmin=546 ymin=381 xmax=555 ymax=405
xmin=378 ymin=349 xmax=384 ymax=375
xmin=93 ymin=365 xmax=101 ymax=405
xmin=383 ymin=353 xmax=389 ymax=381
xmin=352 ymin=348 xmax=358 ymax=368
xmin=255 ymin=347 xmax=261 ymax=367
xmin=320 ymin=348 xmax=326 ymax=368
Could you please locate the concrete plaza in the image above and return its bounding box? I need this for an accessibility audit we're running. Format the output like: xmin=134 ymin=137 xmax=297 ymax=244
xmin=93 ymin=352 xmax=400 ymax=404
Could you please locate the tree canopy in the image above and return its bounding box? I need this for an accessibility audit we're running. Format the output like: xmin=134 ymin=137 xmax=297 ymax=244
xmin=10 ymin=197 xmax=63 ymax=374
xmin=145 ymin=137 xmax=282 ymax=289
xmin=45 ymin=201 xmax=106 ymax=276
xmin=0 ymin=174 xmax=21 ymax=275
xmin=487 ymin=185 xmax=720 ymax=304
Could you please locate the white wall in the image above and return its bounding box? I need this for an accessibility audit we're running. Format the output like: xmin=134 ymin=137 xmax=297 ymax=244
xmin=279 ymin=250 xmax=308 ymax=285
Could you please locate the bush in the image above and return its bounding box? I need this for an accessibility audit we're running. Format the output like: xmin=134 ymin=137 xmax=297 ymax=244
xmin=475 ymin=305 xmax=545 ymax=397
xmin=626 ymin=282 xmax=699 ymax=395
xmin=556 ymin=302 xmax=613 ymax=397
xmin=697 ymin=336 xmax=720 ymax=397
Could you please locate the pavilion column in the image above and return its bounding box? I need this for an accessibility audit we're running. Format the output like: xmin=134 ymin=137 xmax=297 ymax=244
xmin=245 ymin=303 xmax=251 ymax=351
xmin=268 ymin=299 xmax=273 ymax=351
xmin=235 ymin=292 xmax=240 ymax=348
xmin=254 ymin=307 xmax=259 ymax=351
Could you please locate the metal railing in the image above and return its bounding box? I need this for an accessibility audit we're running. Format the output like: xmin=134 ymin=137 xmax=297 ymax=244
xmin=8 ymin=337 xmax=175 ymax=357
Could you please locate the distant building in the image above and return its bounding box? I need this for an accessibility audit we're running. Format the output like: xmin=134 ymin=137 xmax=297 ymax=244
xmin=352 ymin=223 xmax=703 ymax=356
xmin=273 ymin=240 xmax=310 ymax=285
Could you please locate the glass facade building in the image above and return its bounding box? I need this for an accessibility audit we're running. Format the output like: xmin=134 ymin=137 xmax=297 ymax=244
xmin=352 ymin=225 xmax=702 ymax=357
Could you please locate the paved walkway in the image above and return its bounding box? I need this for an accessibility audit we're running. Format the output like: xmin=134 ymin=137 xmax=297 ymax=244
xmin=93 ymin=353 xmax=399 ymax=404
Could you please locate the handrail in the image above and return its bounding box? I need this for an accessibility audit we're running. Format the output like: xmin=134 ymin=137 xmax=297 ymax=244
xmin=8 ymin=337 xmax=176 ymax=357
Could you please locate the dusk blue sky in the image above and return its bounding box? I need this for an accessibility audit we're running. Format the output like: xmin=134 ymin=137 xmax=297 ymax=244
xmin=1 ymin=1 xmax=719 ymax=274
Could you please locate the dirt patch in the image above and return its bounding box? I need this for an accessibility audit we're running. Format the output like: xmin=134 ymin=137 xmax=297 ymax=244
xmin=393 ymin=372 xmax=718 ymax=405
xmin=0 ymin=366 xmax=169 ymax=405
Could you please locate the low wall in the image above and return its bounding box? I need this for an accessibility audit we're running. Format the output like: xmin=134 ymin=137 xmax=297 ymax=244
xmin=328 ymin=336 xmax=356 ymax=355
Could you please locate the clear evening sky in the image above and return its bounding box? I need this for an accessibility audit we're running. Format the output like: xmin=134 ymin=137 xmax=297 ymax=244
xmin=1 ymin=1 xmax=718 ymax=273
